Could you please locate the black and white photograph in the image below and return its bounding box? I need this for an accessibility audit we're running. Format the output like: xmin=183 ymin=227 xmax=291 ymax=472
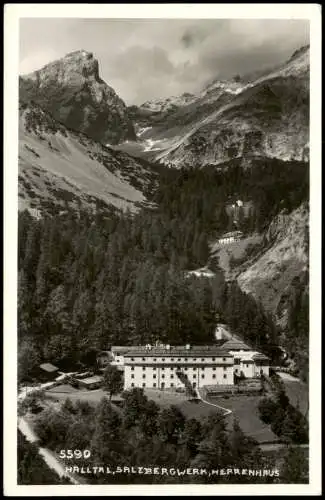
xmin=3 ymin=4 xmax=322 ymax=496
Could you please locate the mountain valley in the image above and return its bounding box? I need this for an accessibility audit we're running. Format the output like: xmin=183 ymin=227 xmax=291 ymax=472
xmin=18 ymin=44 xmax=310 ymax=381
xmin=121 ymin=45 xmax=309 ymax=168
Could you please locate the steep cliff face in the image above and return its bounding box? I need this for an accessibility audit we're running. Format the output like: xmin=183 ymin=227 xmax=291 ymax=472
xmin=123 ymin=46 xmax=309 ymax=168
xmin=19 ymin=101 xmax=156 ymax=216
xmin=19 ymin=50 xmax=136 ymax=145
xmin=235 ymin=202 xmax=309 ymax=329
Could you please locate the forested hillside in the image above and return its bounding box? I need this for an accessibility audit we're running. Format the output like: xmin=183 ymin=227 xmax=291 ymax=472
xmin=17 ymin=158 xmax=309 ymax=380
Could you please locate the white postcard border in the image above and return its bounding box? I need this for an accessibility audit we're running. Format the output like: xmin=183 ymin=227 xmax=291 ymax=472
xmin=3 ymin=3 xmax=322 ymax=496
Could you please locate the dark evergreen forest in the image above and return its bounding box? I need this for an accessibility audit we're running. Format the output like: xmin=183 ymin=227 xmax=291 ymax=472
xmin=18 ymin=159 xmax=308 ymax=380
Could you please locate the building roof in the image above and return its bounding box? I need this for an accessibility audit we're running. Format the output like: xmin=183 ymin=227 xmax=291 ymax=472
xmin=221 ymin=340 xmax=252 ymax=351
xmin=124 ymin=346 xmax=233 ymax=357
xmin=252 ymin=353 xmax=269 ymax=361
xmin=40 ymin=363 xmax=59 ymax=373
xmin=233 ymin=350 xmax=269 ymax=362
xmin=111 ymin=346 xmax=146 ymax=352
xmin=219 ymin=231 xmax=243 ymax=239
xmin=76 ymin=375 xmax=103 ymax=385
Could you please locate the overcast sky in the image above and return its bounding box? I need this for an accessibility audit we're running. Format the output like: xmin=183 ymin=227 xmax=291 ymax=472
xmin=19 ymin=18 xmax=309 ymax=105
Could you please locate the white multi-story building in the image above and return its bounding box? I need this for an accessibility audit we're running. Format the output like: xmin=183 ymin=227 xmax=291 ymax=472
xmin=111 ymin=342 xmax=270 ymax=391
xmin=122 ymin=345 xmax=234 ymax=391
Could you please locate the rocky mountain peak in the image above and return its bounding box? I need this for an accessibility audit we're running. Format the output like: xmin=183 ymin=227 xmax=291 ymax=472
xmin=288 ymin=44 xmax=310 ymax=63
xmin=20 ymin=50 xmax=136 ymax=145
xmin=23 ymin=49 xmax=101 ymax=86
xmin=61 ymin=49 xmax=100 ymax=79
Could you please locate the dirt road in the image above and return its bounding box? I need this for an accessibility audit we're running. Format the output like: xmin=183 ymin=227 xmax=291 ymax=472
xmin=18 ymin=385 xmax=82 ymax=485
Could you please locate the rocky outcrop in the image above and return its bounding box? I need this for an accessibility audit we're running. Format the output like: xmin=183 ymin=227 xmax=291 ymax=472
xmin=235 ymin=203 xmax=309 ymax=329
xmin=19 ymin=50 xmax=136 ymax=145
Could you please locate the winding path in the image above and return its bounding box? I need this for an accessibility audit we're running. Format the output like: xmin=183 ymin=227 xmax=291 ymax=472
xmin=18 ymin=384 xmax=82 ymax=485
xmin=197 ymin=388 xmax=232 ymax=416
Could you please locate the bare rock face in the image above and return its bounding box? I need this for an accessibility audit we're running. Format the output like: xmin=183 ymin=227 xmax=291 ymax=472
xmin=126 ymin=45 xmax=309 ymax=168
xmin=19 ymin=50 xmax=136 ymax=145
xmin=236 ymin=202 xmax=309 ymax=329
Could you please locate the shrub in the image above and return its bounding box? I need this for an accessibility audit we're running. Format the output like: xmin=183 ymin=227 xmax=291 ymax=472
xmin=258 ymin=397 xmax=277 ymax=424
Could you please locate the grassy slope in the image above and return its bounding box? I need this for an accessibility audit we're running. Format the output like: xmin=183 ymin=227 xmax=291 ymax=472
xmin=19 ymin=105 xmax=157 ymax=215
xmin=207 ymin=395 xmax=278 ymax=443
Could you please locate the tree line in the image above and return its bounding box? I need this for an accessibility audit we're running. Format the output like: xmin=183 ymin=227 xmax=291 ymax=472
xmin=28 ymin=388 xmax=307 ymax=484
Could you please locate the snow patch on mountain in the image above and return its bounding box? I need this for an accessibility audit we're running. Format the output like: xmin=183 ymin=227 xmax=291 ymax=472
xmin=140 ymin=92 xmax=198 ymax=113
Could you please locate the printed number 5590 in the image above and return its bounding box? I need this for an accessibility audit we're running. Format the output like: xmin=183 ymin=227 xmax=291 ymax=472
xmin=59 ymin=449 xmax=91 ymax=459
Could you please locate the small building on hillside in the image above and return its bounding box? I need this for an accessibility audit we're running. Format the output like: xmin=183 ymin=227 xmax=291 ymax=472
xmin=232 ymin=351 xmax=269 ymax=378
xmin=218 ymin=230 xmax=243 ymax=245
xmin=217 ymin=339 xmax=269 ymax=378
xmin=186 ymin=267 xmax=215 ymax=279
xmin=214 ymin=323 xmax=232 ymax=340
xmin=111 ymin=346 xmax=147 ymax=367
xmin=251 ymin=353 xmax=270 ymax=377
xmin=39 ymin=363 xmax=59 ymax=381
xmin=226 ymin=200 xmax=254 ymax=222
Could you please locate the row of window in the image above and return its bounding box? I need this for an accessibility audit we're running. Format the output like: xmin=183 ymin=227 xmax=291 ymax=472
xmin=130 ymin=381 xmax=219 ymax=388
xmin=130 ymin=374 xmax=227 ymax=380
xmin=130 ymin=366 xmax=228 ymax=371
xmin=130 ymin=382 xmax=177 ymax=388
xmin=129 ymin=357 xmax=228 ymax=362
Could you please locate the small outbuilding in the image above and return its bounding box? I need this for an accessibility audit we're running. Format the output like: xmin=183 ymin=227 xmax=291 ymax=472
xmin=39 ymin=363 xmax=59 ymax=381
xmin=75 ymin=375 xmax=103 ymax=390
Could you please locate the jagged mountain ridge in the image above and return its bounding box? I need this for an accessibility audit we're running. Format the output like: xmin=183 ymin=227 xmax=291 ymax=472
xmin=138 ymin=92 xmax=198 ymax=114
xmin=19 ymin=50 xmax=136 ymax=145
xmin=123 ymin=45 xmax=309 ymax=167
xmin=19 ymin=101 xmax=157 ymax=216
